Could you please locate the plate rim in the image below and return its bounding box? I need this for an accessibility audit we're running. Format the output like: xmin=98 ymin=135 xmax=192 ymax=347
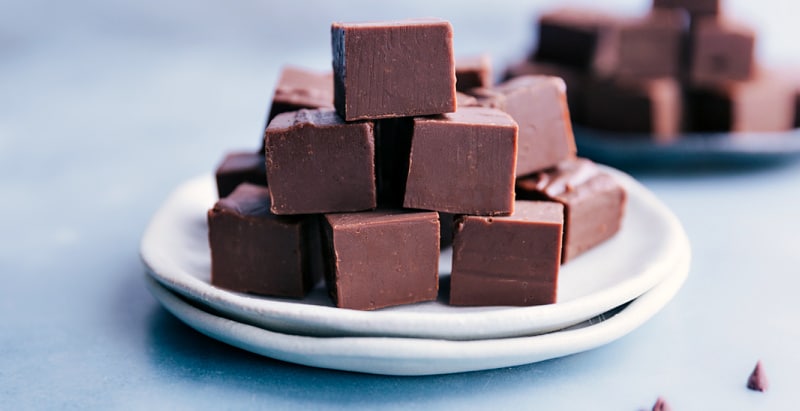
xmin=144 ymin=245 xmax=690 ymax=376
xmin=140 ymin=166 xmax=689 ymax=340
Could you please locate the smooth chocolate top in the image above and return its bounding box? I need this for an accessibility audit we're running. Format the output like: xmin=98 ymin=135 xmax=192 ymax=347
xmin=516 ymin=158 xmax=602 ymax=198
xmin=424 ymin=106 xmax=517 ymax=127
xmin=216 ymin=151 xmax=265 ymax=175
xmin=326 ymin=209 xmax=439 ymax=229
xmin=653 ymin=0 xmax=720 ymax=16
xmin=213 ymin=183 xmax=273 ymax=217
xmin=272 ymin=66 xmax=333 ymax=109
xmin=331 ymin=18 xmax=456 ymax=120
xmin=455 ymin=54 xmax=493 ymax=92
xmin=265 ymin=108 xmax=376 ymax=215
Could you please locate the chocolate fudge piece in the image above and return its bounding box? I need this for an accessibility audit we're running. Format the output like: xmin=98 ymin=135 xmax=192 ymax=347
xmin=534 ymin=8 xmax=617 ymax=69
xmin=214 ymin=151 xmax=267 ymax=198
xmin=456 ymin=92 xmax=479 ymax=108
xmin=651 ymin=396 xmax=673 ymax=411
xmin=593 ymin=10 xmax=688 ymax=80
xmin=321 ymin=210 xmax=440 ymax=310
xmin=456 ymin=54 xmax=493 ymax=92
xmin=653 ymin=0 xmax=720 ymax=17
xmin=208 ymin=183 xmax=322 ymax=298
xmin=747 ymin=360 xmax=768 ymax=392
xmin=267 ymin=66 xmax=334 ymax=122
xmin=450 ymin=201 xmax=564 ymax=306
xmin=584 ymin=77 xmax=683 ymax=142
xmin=690 ymin=18 xmax=755 ymax=84
xmin=331 ymin=18 xmax=456 ymax=121
xmin=504 ymin=59 xmax=588 ymax=123
xmin=688 ymin=74 xmax=795 ymax=132
xmin=516 ymin=158 xmax=626 ymax=263
xmin=467 ymin=75 xmax=576 ymax=177
xmin=404 ymin=107 xmax=518 ymax=216
xmin=264 ymin=108 xmax=376 ymax=215
xmin=374 ymin=118 xmax=413 ymax=207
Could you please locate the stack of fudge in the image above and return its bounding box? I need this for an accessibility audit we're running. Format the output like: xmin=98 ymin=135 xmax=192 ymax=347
xmin=505 ymin=0 xmax=800 ymax=142
xmin=209 ymin=18 xmax=626 ymax=311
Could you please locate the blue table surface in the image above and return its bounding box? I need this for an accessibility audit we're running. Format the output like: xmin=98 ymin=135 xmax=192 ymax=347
xmin=2 ymin=0 xmax=799 ymax=409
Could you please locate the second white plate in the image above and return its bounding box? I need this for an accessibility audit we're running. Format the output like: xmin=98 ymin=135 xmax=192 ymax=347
xmin=145 ymin=245 xmax=690 ymax=376
xmin=140 ymin=166 xmax=689 ymax=340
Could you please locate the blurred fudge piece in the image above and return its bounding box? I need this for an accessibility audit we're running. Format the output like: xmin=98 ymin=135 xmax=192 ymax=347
xmin=516 ymin=158 xmax=626 ymax=263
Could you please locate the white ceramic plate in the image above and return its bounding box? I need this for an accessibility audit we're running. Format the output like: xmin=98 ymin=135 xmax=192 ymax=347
xmin=141 ymin=166 xmax=689 ymax=340
xmin=145 ymin=246 xmax=689 ymax=376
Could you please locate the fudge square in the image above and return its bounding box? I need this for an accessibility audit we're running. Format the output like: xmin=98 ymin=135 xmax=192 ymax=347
xmin=690 ymin=17 xmax=755 ymax=84
xmin=208 ymin=183 xmax=322 ymax=298
xmin=584 ymin=77 xmax=683 ymax=143
xmin=214 ymin=150 xmax=266 ymax=198
xmin=321 ymin=210 xmax=440 ymax=310
xmin=264 ymin=108 xmax=376 ymax=215
xmin=592 ymin=9 xmax=688 ymax=80
xmin=467 ymin=75 xmax=577 ymax=177
xmin=516 ymin=158 xmax=626 ymax=263
xmin=403 ymin=107 xmax=518 ymax=216
xmin=331 ymin=18 xmax=457 ymax=121
xmin=267 ymin=66 xmax=334 ymax=123
xmin=450 ymin=201 xmax=564 ymax=307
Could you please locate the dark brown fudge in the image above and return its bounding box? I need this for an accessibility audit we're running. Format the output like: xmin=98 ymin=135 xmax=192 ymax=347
xmin=593 ymin=10 xmax=688 ymax=80
xmin=747 ymin=360 xmax=768 ymax=392
xmin=584 ymin=77 xmax=683 ymax=142
xmin=690 ymin=18 xmax=755 ymax=84
xmin=467 ymin=75 xmax=576 ymax=177
xmin=267 ymin=66 xmax=334 ymax=122
xmin=450 ymin=201 xmax=564 ymax=307
xmin=651 ymin=396 xmax=673 ymax=411
xmin=688 ymin=74 xmax=795 ymax=132
xmin=503 ymin=59 xmax=588 ymax=123
xmin=404 ymin=107 xmax=518 ymax=216
xmin=264 ymin=108 xmax=376 ymax=215
xmin=516 ymin=158 xmax=626 ymax=263
xmin=456 ymin=54 xmax=493 ymax=92
xmin=534 ymin=8 xmax=617 ymax=69
xmin=214 ymin=151 xmax=267 ymax=198
xmin=321 ymin=210 xmax=440 ymax=310
xmin=207 ymin=183 xmax=322 ymax=298
xmin=653 ymin=0 xmax=720 ymax=17
xmin=374 ymin=118 xmax=413 ymax=207
xmin=331 ymin=18 xmax=456 ymax=121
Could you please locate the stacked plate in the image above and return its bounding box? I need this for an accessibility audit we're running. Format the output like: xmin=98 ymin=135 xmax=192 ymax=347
xmin=141 ymin=167 xmax=691 ymax=376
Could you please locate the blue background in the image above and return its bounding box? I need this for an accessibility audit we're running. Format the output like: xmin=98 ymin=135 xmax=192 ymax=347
xmin=2 ymin=0 xmax=799 ymax=409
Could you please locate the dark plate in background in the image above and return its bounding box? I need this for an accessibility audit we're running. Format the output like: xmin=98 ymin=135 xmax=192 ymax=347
xmin=574 ymin=126 xmax=800 ymax=169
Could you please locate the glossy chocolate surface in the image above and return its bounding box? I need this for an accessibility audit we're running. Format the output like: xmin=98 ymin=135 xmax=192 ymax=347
xmin=450 ymin=201 xmax=564 ymax=306
xmin=214 ymin=151 xmax=267 ymax=198
xmin=208 ymin=183 xmax=322 ymax=298
xmin=331 ymin=18 xmax=456 ymax=120
xmin=321 ymin=210 xmax=439 ymax=310
xmin=404 ymin=107 xmax=518 ymax=216
xmin=516 ymin=158 xmax=626 ymax=263
xmin=264 ymin=108 xmax=376 ymax=215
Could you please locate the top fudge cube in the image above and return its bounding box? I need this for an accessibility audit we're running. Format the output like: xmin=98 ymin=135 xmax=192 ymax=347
xmin=264 ymin=108 xmax=376 ymax=215
xmin=331 ymin=18 xmax=457 ymax=121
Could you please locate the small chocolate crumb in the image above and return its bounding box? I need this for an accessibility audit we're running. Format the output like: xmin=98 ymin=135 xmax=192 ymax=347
xmin=747 ymin=360 xmax=768 ymax=392
xmin=652 ymin=396 xmax=672 ymax=411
